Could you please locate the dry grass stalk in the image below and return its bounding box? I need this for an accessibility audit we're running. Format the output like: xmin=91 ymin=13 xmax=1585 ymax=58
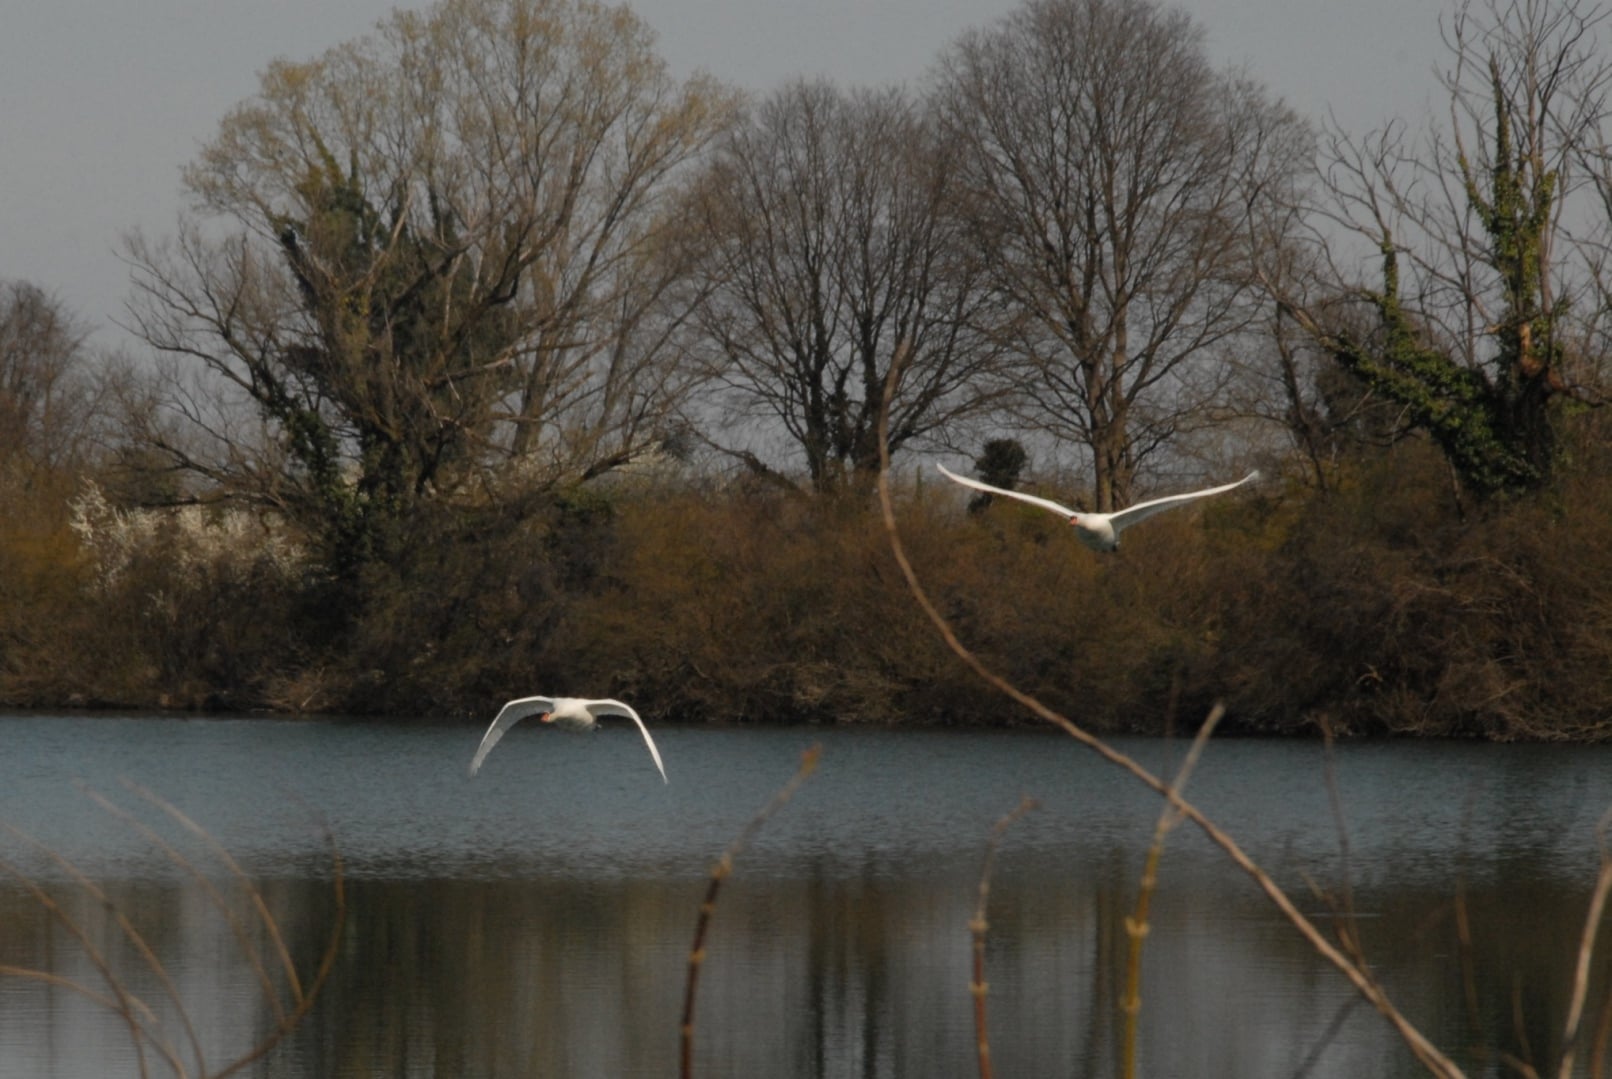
xmin=1556 ymin=809 xmax=1612 ymax=1079
xmin=0 ymin=783 xmax=345 ymax=1079
xmin=1121 ymin=703 xmax=1223 ymax=1079
xmin=1456 ymin=884 xmax=1483 ymax=1042
xmin=681 ymin=743 xmax=822 ymax=1079
xmin=78 ymin=783 xmax=293 ymax=1025
xmin=0 ymin=851 xmax=177 ymax=1077
xmin=1509 ymin=988 xmax=1541 ymax=1078
xmin=970 ymin=794 xmax=1039 ymax=1079
xmin=1318 ymin=726 xmax=1366 ymax=963
xmin=2 ymin=820 xmax=203 ymax=1074
xmin=873 ymin=352 xmax=1465 ymax=1079
xmin=1591 ymin=991 xmax=1612 ymax=1079
xmin=127 ymin=780 xmax=313 ymax=1010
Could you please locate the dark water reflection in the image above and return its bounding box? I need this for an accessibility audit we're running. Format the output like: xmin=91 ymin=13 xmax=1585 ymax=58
xmin=0 ymin=715 xmax=1608 ymax=1077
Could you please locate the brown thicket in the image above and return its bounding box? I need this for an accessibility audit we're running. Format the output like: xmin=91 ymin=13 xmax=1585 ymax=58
xmin=4 ymin=408 xmax=1612 ymax=740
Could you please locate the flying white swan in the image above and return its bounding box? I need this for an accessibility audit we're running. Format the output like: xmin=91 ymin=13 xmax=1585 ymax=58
xmin=467 ymin=696 xmax=668 ymax=782
xmin=937 ymin=463 xmax=1259 ymax=552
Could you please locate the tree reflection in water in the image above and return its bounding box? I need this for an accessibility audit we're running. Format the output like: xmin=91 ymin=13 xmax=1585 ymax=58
xmin=0 ymin=722 xmax=1608 ymax=1077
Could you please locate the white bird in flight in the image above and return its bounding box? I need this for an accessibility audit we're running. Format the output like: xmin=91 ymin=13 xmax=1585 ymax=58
xmin=467 ymin=696 xmax=668 ymax=782
xmin=937 ymin=463 xmax=1259 ymax=552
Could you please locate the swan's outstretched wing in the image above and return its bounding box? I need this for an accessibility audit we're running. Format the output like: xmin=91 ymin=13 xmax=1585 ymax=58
xmin=587 ymin=699 xmax=668 ymax=783
xmin=468 ymin=695 xmax=556 ymax=776
xmin=936 ymin=464 xmax=1079 ymax=520
xmin=1108 ymin=471 xmax=1260 ymax=535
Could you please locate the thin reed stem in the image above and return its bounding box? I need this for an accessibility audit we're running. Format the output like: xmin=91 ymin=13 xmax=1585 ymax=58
xmin=1319 ymin=726 xmax=1365 ymax=962
xmin=77 ymin=784 xmax=289 ymax=1025
xmin=1557 ymin=810 xmax=1612 ymax=1079
xmin=211 ymin=838 xmax=345 ymax=1079
xmin=0 ymin=854 xmax=180 ymax=1078
xmin=1589 ymin=989 xmax=1611 ymax=1079
xmin=1121 ymin=704 xmax=1223 ymax=1079
xmin=2 ymin=821 xmax=208 ymax=1077
xmin=681 ymin=744 xmax=821 ymax=1079
xmin=1506 ymin=996 xmax=1541 ymax=1079
xmin=1 ymin=785 xmax=345 ymax=1079
xmin=0 ymin=965 xmax=127 ymax=1014
xmin=125 ymin=780 xmax=307 ymax=1005
xmin=971 ymin=795 xmax=1039 ymax=1079
xmin=1456 ymin=884 xmax=1483 ymax=1042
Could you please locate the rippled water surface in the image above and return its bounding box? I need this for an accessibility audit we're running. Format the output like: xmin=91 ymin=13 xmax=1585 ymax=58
xmin=0 ymin=714 xmax=1608 ymax=1077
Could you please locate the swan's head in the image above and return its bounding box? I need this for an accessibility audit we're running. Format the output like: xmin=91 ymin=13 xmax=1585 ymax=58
xmin=537 ymin=712 xmax=554 ymax=723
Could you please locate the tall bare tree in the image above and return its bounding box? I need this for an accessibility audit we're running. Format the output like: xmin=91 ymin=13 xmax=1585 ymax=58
xmin=124 ymin=0 xmax=736 ymax=573
xmin=0 ymin=281 xmax=104 ymax=482
xmin=933 ymin=0 xmax=1308 ymax=510
xmin=682 ymin=80 xmax=1011 ymax=493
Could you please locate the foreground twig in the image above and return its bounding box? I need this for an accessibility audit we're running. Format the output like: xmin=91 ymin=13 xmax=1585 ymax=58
xmin=0 ymin=852 xmax=176 ymax=1077
xmin=873 ymin=350 xmax=1465 ymax=1078
xmin=2 ymin=821 xmax=203 ymax=1075
xmin=971 ymin=795 xmax=1039 ymax=1079
xmin=210 ymin=829 xmax=345 ymax=1079
xmin=1121 ymin=704 xmax=1224 ymax=1079
xmin=0 ymin=783 xmax=345 ymax=1079
xmin=1590 ymin=989 xmax=1612 ymax=1079
xmin=78 ymin=783 xmax=289 ymax=1025
xmin=1557 ymin=810 xmax=1612 ymax=1079
xmin=681 ymin=744 xmax=822 ymax=1079
xmin=126 ymin=780 xmax=310 ymax=1008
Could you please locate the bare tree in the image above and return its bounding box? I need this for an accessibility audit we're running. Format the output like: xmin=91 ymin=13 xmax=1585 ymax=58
xmin=124 ymin=0 xmax=737 ymax=572
xmin=1263 ymin=0 xmax=1612 ymax=497
xmin=0 ymin=281 xmax=104 ymax=481
xmin=933 ymin=0 xmax=1309 ymax=510
xmin=681 ymin=80 xmax=1012 ymax=494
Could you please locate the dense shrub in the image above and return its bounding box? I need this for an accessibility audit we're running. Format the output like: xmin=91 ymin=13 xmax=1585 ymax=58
xmin=5 ymin=430 xmax=1612 ymax=739
xmin=0 ymin=473 xmax=92 ymax=704
xmin=1217 ymin=432 xmax=1612 ymax=739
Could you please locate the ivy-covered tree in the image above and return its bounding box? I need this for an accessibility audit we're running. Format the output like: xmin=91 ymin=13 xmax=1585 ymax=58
xmin=1268 ymin=0 xmax=1607 ymax=497
xmin=239 ymin=144 xmax=525 ymax=574
xmin=1283 ymin=236 xmax=1544 ymax=497
xmin=962 ymin=438 xmax=1029 ymax=514
xmin=125 ymin=0 xmax=736 ymax=577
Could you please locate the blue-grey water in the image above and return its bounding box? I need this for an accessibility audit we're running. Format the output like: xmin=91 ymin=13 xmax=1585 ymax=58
xmin=0 ymin=713 xmax=1607 ymax=1078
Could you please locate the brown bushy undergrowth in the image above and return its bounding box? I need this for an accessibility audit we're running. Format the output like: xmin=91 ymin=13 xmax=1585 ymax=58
xmin=4 ymin=425 xmax=1612 ymax=739
xmin=0 ymin=473 xmax=94 ymax=703
xmin=1222 ymin=435 xmax=1612 ymax=739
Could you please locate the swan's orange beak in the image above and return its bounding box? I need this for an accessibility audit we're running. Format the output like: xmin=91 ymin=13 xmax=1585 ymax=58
xmin=538 ymin=712 xmax=554 ymax=723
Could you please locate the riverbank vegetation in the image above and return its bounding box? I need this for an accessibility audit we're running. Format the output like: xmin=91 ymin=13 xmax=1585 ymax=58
xmin=4 ymin=0 xmax=1612 ymax=739
xmin=6 ymin=419 xmax=1612 ymax=738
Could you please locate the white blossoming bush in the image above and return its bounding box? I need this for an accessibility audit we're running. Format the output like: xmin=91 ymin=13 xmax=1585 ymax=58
xmin=68 ymin=484 xmax=305 ymax=590
xmin=52 ymin=484 xmax=316 ymax=708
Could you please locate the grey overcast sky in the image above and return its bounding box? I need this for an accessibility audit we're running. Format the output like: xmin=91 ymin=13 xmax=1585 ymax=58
xmin=1 ymin=0 xmax=1444 ymax=349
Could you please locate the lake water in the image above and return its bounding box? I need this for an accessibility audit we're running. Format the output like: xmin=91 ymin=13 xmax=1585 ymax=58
xmin=0 ymin=714 xmax=1608 ymax=1078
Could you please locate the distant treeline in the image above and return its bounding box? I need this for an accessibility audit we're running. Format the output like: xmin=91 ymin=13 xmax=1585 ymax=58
xmin=4 ymin=418 xmax=1611 ymax=740
xmin=5 ymin=0 xmax=1612 ymax=738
